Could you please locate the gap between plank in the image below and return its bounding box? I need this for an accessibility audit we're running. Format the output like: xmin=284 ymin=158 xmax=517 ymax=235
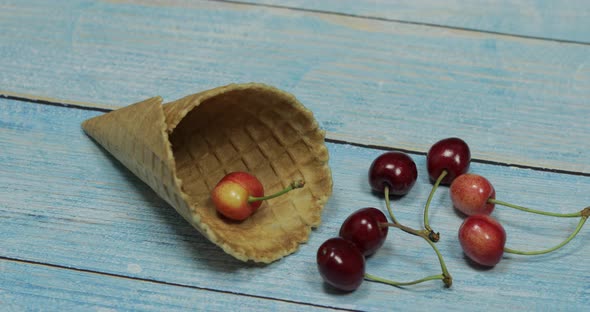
xmin=210 ymin=0 xmax=590 ymax=46
xmin=326 ymin=138 xmax=590 ymax=178
xmin=2 ymin=92 xmax=589 ymax=178
xmin=0 ymin=90 xmax=116 ymax=112
xmin=0 ymin=256 xmax=355 ymax=312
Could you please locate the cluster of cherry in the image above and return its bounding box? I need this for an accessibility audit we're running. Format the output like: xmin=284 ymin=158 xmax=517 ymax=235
xmin=315 ymin=138 xmax=589 ymax=291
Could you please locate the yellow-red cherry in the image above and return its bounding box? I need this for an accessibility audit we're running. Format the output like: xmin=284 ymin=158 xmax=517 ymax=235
xmin=211 ymin=172 xmax=264 ymax=221
xmin=211 ymin=172 xmax=305 ymax=221
xmin=450 ymin=173 xmax=496 ymax=216
xmin=458 ymin=214 xmax=506 ymax=267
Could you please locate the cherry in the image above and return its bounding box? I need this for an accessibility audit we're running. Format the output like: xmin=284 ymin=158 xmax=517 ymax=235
xmin=450 ymin=173 xmax=496 ymax=216
xmin=426 ymin=137 xmax=471 ymax=185
xmin=339 ymin=208 xmax=388 ymax=256
xmin=423 ymin=137 xmax=471 ymax=241
xmin=368 ymin=151 xmax=418 ymax=196
xmin=317 ymin=237 xmax=365 ymax=291
xmin=368 ymin=151 xmax=418 ymax=227
xmin=458 ymin=214 xmax=506 ymax=267
xmin=211 ymin=172 xmax=304 ymax=221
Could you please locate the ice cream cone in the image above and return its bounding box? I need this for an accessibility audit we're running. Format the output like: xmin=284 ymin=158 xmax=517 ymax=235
xmin=82 ymin=83 xmax=332 ymax=263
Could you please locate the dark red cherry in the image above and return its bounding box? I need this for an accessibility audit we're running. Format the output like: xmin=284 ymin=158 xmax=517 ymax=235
xmin=369 ymin=151 xmax=418 ymax=196
xmin=317 ymin=237 xmax=366 ymax=291
xmin=339 ymin=208 xmax=388 ymax=256
xmin=426 ymin=137 xmax=471 ymax=185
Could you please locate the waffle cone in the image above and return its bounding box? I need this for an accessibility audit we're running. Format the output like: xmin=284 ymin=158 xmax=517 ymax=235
xmin=82 ymin=83 xmax=332 ymax=263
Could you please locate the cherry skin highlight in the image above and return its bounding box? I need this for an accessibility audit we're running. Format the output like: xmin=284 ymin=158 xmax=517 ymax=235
xmin=317 ymin=237 xmax=366 ymax=291
xmin=369 ymin=151 xmax=418 ymax=196
xmin=458 ymin=214 xmax=506 ymax=267
xmin=450 ymin=173 xmax=496 ymax=216
xmin=426 ymin=137 xmax=471 ymax=185
xmin=339 ymin=208 xmax=389 ymax=256
xmin=211 ymin=172 xmax=264 ymax=220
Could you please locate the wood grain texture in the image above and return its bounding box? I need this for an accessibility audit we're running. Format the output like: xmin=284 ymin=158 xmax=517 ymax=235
xmin=0 ymin=260 xmax=339 ymax=312
xmin=1 ymin=98 xmax=589 ymax=310
xmin=240 ymin=0 xmax=590 ymax=43
xmin=1 ymin=0 xmax=589 ymax=173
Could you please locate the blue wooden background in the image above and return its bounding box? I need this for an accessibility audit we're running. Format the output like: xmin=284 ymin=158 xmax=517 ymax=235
xmin=1 ymin=1 xmax=589 ymax=311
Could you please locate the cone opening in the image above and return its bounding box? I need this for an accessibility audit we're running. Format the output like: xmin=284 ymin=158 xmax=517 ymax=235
xmin=168 ymin=85 xmax=331 ymax=261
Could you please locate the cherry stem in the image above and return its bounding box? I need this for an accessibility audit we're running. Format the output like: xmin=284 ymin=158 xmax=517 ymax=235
xmin=422 ymin=233 xmax=453 ymax=287
xmin=504 ymin=215 xmax=588 ymax=256
xmin=489 ymin=198 xmax=583 ymax=218
xmin=365 ymin=273 xmax=445 ymax=287
xmin=384 ymin=186 xmax=436 ymax=239
xmin=381 ymin=222 xmax=452 ymax=287
xmin=383 ymin=185 xmax=400 ymax=224
xmin=423 ymin=170 xmax=447 ymax=242
xmin=248 ymin=180 xmax=305 ymax=203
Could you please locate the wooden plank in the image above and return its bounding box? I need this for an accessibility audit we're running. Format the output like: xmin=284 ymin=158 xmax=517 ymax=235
xmin=0 ymin=259 xmax=336 ymax=311
xmin=241 ymin=0 xmax=590 ymax=43
xmin=1 ymin=98 xmax=589 ymax=310
xmin=0 ymin=0 xmax=589 ymax=173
